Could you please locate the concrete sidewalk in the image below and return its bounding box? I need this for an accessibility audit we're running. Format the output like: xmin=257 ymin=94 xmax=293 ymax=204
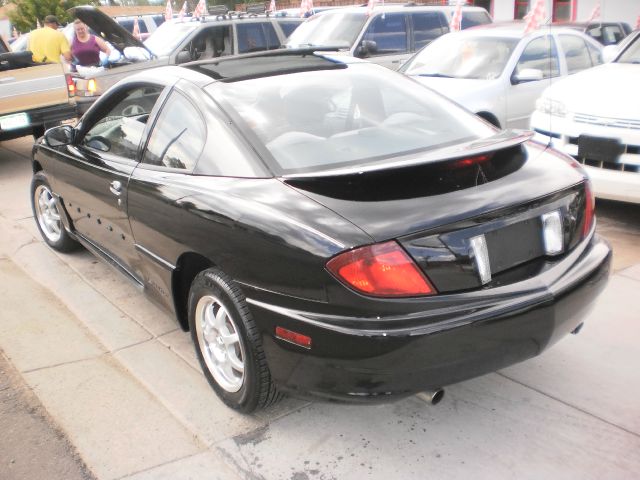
xmin=1 ymin=138 xmax=639 ymax=479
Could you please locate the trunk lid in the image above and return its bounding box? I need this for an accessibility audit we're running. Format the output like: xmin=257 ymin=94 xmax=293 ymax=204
xmin=69 ymin=6 xmax=149 ymax=54
xmin=285 ymin=137 xmax=591 ymax=293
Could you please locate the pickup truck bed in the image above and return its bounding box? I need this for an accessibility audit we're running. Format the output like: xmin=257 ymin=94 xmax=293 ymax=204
xmin=0 ymin=39 xmax=77 ymax=141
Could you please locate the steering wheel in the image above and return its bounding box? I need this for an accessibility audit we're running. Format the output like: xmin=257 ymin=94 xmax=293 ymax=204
xmin=122 ymin=104 xmax=145 ymax=116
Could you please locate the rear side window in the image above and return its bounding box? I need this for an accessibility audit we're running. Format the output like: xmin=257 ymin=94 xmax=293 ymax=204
xmin=412 ymin=12 xmax=447 ymax=50
xmin=237 ymin=23 xmax=280 ymax=53
xmin=142 ymin=91 xmax=205 ymax=170
xmin=559 ymin=34 xmax=594 ymax=74
xmin=279 ymin=21 xmax=302 ymax=39
xmin=363 ymin=13 xmax=408 ymax=55
xmin=586 ymin=41 xmax=603 ymax=65
xmin=515 ymin=35 xmax=560 ymax=79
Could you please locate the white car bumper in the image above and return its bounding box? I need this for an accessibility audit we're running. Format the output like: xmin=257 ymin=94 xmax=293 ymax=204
xmin=530 ymin=111 xmax=640 ymax=204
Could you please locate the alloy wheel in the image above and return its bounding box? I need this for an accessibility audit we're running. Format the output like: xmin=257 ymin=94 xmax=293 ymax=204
xmin=195 ymin=294 xmax=246 ymax=393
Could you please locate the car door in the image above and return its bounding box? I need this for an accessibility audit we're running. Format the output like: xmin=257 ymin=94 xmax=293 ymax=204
xmin=506 ymin=34 xmax=561 ymax=129
xmin=557 ymin=33 xmax=602 ymax=76
xmin=357 ymin=12 xmax=409 ymax=69
xmin=127 ymin=86 xmax=208 ymax=309
xmin=53 ymin=84 xmax=166 ymax=280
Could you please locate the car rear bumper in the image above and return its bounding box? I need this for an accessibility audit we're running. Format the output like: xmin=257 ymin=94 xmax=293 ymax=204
xmin=247 ymin=234 xmax=611 ymax=402
xmin=0 ymin=103 xmax=76 ymax=141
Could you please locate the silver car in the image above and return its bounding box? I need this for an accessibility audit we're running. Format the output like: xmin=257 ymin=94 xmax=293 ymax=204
xmin=400 ymin=24 xmax=603 ymax=129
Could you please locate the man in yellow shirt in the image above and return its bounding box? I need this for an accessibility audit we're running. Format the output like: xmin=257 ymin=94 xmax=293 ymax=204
xmin=28 ymin=15 xmax=72 ymax=64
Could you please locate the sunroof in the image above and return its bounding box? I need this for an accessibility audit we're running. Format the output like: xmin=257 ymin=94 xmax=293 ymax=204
xmin=185 ymin=51 xmax=347 ymax=82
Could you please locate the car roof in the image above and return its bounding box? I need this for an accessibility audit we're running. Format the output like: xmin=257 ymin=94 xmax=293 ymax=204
xmin=163 ymin=13 xmax=302 ymax=26
xmin=458 ymin=21 xmax=598 ymax=39
xmin=314 ymin=4 xmax=488 ymax=14
xmin=184 ymin=48 xmax=359 ymax=83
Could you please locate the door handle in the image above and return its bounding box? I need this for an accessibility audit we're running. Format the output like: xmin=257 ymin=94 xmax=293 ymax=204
xmin=109 ymin=180 xmax=122 ymax=196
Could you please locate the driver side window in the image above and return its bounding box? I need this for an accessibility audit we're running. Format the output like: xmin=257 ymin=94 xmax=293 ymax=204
xmin=514 ymin=35 xmax=560 ymax=79
xmin=82 ymin=85 xmax=163 ymax=159
xmin=183 ymin=26 xmax=232 ymax=61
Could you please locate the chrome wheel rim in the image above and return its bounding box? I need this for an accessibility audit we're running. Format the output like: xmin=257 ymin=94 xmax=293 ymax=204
xmin=195 ymin=295 xmax=245 ymax=393
xmin=34 ymin=184 xmax=62 ymax=243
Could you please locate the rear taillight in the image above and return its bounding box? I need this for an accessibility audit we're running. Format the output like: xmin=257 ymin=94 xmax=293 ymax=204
xmin=87 ymin=78 xmax=97 ymax=94
xmin=326 ymin=241 xmax=436 ymax=297
xmin=582 ymin=181 xmax=595 ymax=238
xmin=65 ymin=74 xmax=76 ymax=97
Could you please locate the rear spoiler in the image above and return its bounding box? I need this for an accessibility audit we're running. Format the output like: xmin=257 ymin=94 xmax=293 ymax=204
xmin=282 ymin=130 xmax=534 ymax=180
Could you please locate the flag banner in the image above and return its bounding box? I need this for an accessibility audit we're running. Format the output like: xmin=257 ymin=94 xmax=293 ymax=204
xmin=524 ymin=0 xmax=545 ymax=34
xmin=450 ymin=0 xmax=463 ymax=32
xmin=587 ymin=2 xmax=600 ymax=23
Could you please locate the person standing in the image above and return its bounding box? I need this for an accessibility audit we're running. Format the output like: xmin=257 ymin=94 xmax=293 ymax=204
xmin=71 ymin=19 xmax=111 ymax=67
xmin=28 ymin=15 xmax=72 ymax=64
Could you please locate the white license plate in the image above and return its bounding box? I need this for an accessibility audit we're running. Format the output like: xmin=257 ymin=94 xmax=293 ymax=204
xmin=0 ymin=112 xmax=30 ymax=131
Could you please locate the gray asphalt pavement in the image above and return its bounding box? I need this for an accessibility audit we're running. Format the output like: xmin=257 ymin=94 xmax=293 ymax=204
xmin=1 ymin=136 xmax=639 ymax=480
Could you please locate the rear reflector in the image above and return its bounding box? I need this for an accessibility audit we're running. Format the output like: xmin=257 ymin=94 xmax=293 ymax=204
xmin=469 ymin=235 xmax=491 ymax=285
xmin=541 ymin=210 xmax=564 ymax=255
xmin=582 ymin=181 xmax=595 ymax=238
xmin=275 ymin=327 xmax=312 ymax=349
xmin=326 ymin=241 xmax=436 ymax=297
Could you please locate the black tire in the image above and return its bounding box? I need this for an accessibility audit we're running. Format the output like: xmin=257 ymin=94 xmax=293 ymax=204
xmin=188 ymin=267 xmax=282 ymax=413
xmin=31 ymin=172 xmax=80 ymax=252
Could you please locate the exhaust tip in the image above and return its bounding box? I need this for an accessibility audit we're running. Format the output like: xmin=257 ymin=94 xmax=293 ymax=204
xmin=420 ymin=388 xmax=445 ymax=405
xmin=571 ymin=322 xmax=584 ymax=335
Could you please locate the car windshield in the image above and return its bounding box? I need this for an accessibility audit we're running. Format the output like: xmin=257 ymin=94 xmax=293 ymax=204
xmin=144 ymin=21 xmax=199 ymax=56
xmin=403 ymin=35 xmax=519 ymax=80
xmin=208 ymin=63 xmax=494 ymax=175
xmin=286 ymin=12 xmax=366 ymax=48
xmin=616 ymin=34 xmax=640 ymax=64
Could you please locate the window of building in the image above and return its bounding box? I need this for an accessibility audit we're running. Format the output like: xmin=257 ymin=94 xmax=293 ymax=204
xmin=514 ymin=0 xmax=529 ymax=20
xmin=553 ymin=0 xmax=574 ymax=22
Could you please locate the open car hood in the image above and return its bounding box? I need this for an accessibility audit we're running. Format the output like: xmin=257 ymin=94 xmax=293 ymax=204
xmin=69 ymin=6 xmax=148 ymax=54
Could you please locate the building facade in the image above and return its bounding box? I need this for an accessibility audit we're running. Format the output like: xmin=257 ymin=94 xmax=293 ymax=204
xmin=468 ymin=0 xmax=638 ymax=25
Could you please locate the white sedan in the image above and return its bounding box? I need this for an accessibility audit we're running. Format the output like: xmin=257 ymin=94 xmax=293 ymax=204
xmin=400 ymin=24 xmax=603 ymax=129
xmin=531 ymin=31 xmax=640 ymax=204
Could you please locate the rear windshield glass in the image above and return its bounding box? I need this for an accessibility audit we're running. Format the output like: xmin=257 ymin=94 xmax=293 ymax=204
xmin=402 ymin=35 xmax=518 ymax=80
xmin=461 ymin=11 xmax=492 ymax=29
xmin=286 ymin=12 xmax=367 ymax=48
xmin=144 ymin=21 xmax=199 ymax=56
xmin=208 ymin=63 xmax=493 ymax=175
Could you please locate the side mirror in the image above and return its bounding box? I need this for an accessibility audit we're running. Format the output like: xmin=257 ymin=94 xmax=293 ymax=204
xmin=512 ymin=68 xmax=543 ymax=84
xmin=356 ymin=40 xmax=377 ymax=58
xmin=44 ymin=125 xmax=74 ymax=147
xmin=175 ymin=50 xmax=191 ymax=64
xmin=602 ymin=45 xmax=619 ymax=63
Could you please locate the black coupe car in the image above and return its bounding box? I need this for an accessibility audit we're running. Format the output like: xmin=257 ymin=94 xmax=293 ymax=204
xmin=31 ymin=50 xmax=611 ymax=413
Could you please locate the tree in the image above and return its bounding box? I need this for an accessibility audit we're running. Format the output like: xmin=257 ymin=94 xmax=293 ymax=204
xmin=8 ymin=0 xmax=98 ymax=33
